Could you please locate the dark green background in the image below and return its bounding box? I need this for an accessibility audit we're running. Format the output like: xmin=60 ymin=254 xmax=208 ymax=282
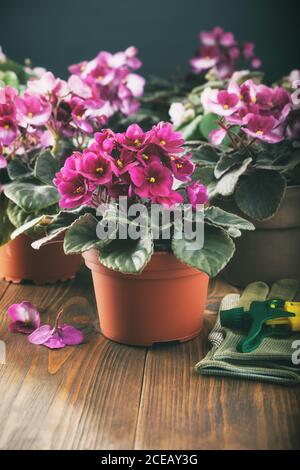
xmin=0 ymin=0 xmax=299 ymax=82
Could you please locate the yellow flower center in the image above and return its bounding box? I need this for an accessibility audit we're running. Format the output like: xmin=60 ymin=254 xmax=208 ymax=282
xmin=205 ymin=55 xmax=210 ymax=60
xmin=4 ymin=124 xmax=10 ymax=129
xmin=75 ymin=186 xmax=84 ymax=194
xmin=160 ymin=140 xmax=166 ymax=145
xmin=251 ymin=96 xmax=257 ymax=104
xmin=176 ymin=163 xmax=183 ymax=169
xmin=27 ymin=112 xmax=33 ymax=118
xmin=142 ymin=154 xmax=149 ymax=160
xmin=117 ymin=159 xmax=123 ymax=168
xmin=134 ymin=139 xmax=141 ymax=145
xmin=256 ymin=130 xmax=264 ymax=135
xmin=98 ymin=75 xmax=103 ymax=81
xmin=96 ymin=166 xmax=104 ymax=174
xmin=223 ymin=104 xmax=229 ymax=110
xmin=149 ymin=177 xmax=156 ymax=183
xmin=77 ymin=115 xmax=82 ymax=120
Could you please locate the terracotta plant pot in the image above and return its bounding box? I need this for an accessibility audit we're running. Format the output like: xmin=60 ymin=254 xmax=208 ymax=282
xmin=0 ymin=234 xmax=81 ymax=284
xmin=83 ymin=250 xmax=209 ymax=346
xmin=217 ymin=186 xmax=300 ymax=287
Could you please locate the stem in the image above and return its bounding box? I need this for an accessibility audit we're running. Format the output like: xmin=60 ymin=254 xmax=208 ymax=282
xmin=54 ymin=308 xmax=64 ymax=331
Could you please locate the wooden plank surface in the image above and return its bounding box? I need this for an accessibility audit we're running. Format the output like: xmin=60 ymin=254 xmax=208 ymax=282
xmin=0 ymin=272 xmax=299 ymax=450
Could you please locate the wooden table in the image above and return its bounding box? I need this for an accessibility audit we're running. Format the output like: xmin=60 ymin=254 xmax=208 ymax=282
xmin=0 ymin=267 xmax=299 ymax=450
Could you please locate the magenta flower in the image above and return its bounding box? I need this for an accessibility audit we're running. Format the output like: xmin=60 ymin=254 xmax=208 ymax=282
xmin=16 ymin=94 xmax=52 ymax=127
xmin=28 ymin=72 xmax=69 ymax=101
xmin=0 ymin=154 xmax=7 ymax=169
xmin=28 ymin=309 xmax=84 ymax=349
xmin=94 ymin=129 xmax=116 ymax=153
xmin=117 ymin=123 xmax=149 ymax=151
xmin=130 ymin=161 xmax=173 ymax=198
xmin=190 ymin=26 xmax=261 ymax=79
xmin=7 ymin=301 xmax=41 ymax=334
xmin=54 ymin=155 xmax=95 ymax=209
xmin=169 ymin=154 xmax=195 ymax=182
xmin=153 ymin=190 xmax=184 ymax=208
xmin=186 ymin=182 xmax=208 ymax=209
xmin=76 ymin=150 xmax=117 ymax=183
xmin=201 ymin=87 xmax=240 ymax=116
xmin=0 ymin=117 xmax=18 ymax=145
xmin=151 ymin=122 xmax=185 ymax=153
xmin=242 ymin=114 xmax=284 ymax=143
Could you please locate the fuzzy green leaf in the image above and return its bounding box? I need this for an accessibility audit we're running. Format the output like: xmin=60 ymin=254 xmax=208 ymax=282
xmin=234 ymin=170 xmax=286 ymax=221
xmin=64 ymin=213 xmax=107 ymax=254
xmin=98 ymin=236 xmax=154 ymax=274
xmin=34 ymin=150 xmax=60 ymax=185
xmin=204 ymin=206 xmax=255 ymax=232
xmin=4 ymin=181 xmax=60 ymax=213
xmin=172 ymin=225 xmax=235 ymax=278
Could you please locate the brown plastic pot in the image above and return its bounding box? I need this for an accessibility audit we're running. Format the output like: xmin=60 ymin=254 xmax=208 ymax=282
xmin=83 ymin=250 xmax=209 ymax=346
xmin=216 ymin=186 xmax=300 ymax=287
xmin=0 ymin=234 xmax=81 ymax=284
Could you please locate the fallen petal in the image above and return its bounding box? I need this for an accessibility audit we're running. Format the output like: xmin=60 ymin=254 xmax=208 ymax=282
xmin=28 ymin=325 xmax=53 ymax=345
xmin=60 ymin=325 xmax=84 ymax=345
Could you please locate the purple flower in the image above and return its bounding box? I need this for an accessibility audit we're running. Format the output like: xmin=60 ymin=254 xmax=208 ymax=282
xmin=130 ymin=161 xmax=173 ymax=198
xmin=186 ymin=182 xmax=208 ymax=209
xmin=153 ymin=190 xmax=184 ymax=208
xmin=28 ymin=309 xmax=84 ymax=349
xmin=7 ymin=301 xmax=41 ymax=334
xmin=0 ymin=117 xmax=18 ymax=145
xmin=117 ymin=123 xmax=149 ymax=151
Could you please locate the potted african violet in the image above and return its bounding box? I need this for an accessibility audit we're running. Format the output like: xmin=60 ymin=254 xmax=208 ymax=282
xmin=0 ymin=46 xmax=145 ymax=283
xmin=182 ymin=71 xmax=300 ymax=286
xmin=27 ymin=122 xmax=253 ymax=346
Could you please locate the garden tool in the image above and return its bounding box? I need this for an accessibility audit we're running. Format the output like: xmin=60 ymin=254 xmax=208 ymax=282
xmin=195 ymin=279 xmax=300 ymax=385
xmin=220 ymin=299 xmax=300 ymax=353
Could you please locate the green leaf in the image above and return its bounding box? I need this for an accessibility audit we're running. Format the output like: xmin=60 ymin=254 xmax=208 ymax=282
xmin=204 ymin=206 xmax=255 ymax=232
xmin=213 ymin=158 xmax=252 ymax=197
xmin=0 ymin=194 xmax=14 ymax=246
xmin=234 ymin=170 xmax=287 ymax=221
xmin=214 ymin=151 xmax=248 ymax=179
xmin=34 ymin=150 xmax=60 ymax=185
xmin=191 ymin=144 xmax=219 ymax=165
xmin=172 ymin=225 xmax=235 ymax=278
xmin=199 ymin=113 xmax=219 ymax=140
xmin=7 ymin=159 xmax=33 ymax=180
xmin=178 ymin=115 xmax=202 ymax=140
xmin=98 ymin=236 xmax=154 ymax=275
xmin=4 ymin=181 xmax=60 ymax=213
xmin=64 ymin=213 xmax=107 ymax=254
xmin=191 ymin=166 xmax=215 ymax=185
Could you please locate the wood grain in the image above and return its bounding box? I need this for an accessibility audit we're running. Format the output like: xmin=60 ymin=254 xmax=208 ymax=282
xmin=0 ymin=269 xmax=146 ymax=450
xmin=0 ymin=273 xmax=299 ymax=450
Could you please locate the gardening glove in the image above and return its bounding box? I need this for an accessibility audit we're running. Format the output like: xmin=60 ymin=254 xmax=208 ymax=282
xmin=195 ymin=279 xmax=300 ymax=386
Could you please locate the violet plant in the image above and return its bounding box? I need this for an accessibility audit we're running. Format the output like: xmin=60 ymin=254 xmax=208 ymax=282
xmin=186 ymin=74 xmax=300 ymax=221
xmin=0 ymin=47 xmax=145 ymax=245
xmin=24 ymin=122 xmax=254 ymax=277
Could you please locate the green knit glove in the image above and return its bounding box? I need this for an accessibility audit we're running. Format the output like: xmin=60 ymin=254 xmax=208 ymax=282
xmin=195 ymin=279 xmax=300 ymax=385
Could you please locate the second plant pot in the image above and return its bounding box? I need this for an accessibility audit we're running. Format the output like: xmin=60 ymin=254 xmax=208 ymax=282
xmin=0 ymin=234 xmax=81 ymax=284
xmin=216 ymin=185 xmax=300 ymax=287
xmin=83 ymin=250 xmax=209 ymax=346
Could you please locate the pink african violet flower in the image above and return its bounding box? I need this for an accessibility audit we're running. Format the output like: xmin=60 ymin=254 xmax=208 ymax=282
xmin=169 ymin=154 xmax=195 ymax=182
xmin=201 ymin=87 xmax=241 ymax=116
xmin=209 ymin=127 xmax=228 ymax=145
xmin=117 ymin=123 xmax=149 ymax=151
xmin=190 ymin=26 xmax=261 ymax=79
xmin=76 ymin=150 xmax=117 ymax=183
xmin=151 ymin=122 xmax=185 ymax=153
xmin=153 ymin=190 xmax=184 ymax=208
xmin=130 ymin=161 xmax=173 ymax=198
xmin=28 ymin=72 xmax=69 ymax=101
xmin=0 ymin=154 xmax=7 ymax=168
xmin=54 ymin=155 xmax=95 ymax=209
xmin=242 ymin=114 xmax=284 ymax=143
xmin=186 ymin=182 xmax=209 ymax=209
xmin=7 ymin=301 xmax=40 ymax=334
xmin=0 ymin=116 xmax=19 ymax=145
xmin=28 ymin=309 xmax=84 ymax=349
xmin=16 ymin=94 xmax=52 ymax=127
